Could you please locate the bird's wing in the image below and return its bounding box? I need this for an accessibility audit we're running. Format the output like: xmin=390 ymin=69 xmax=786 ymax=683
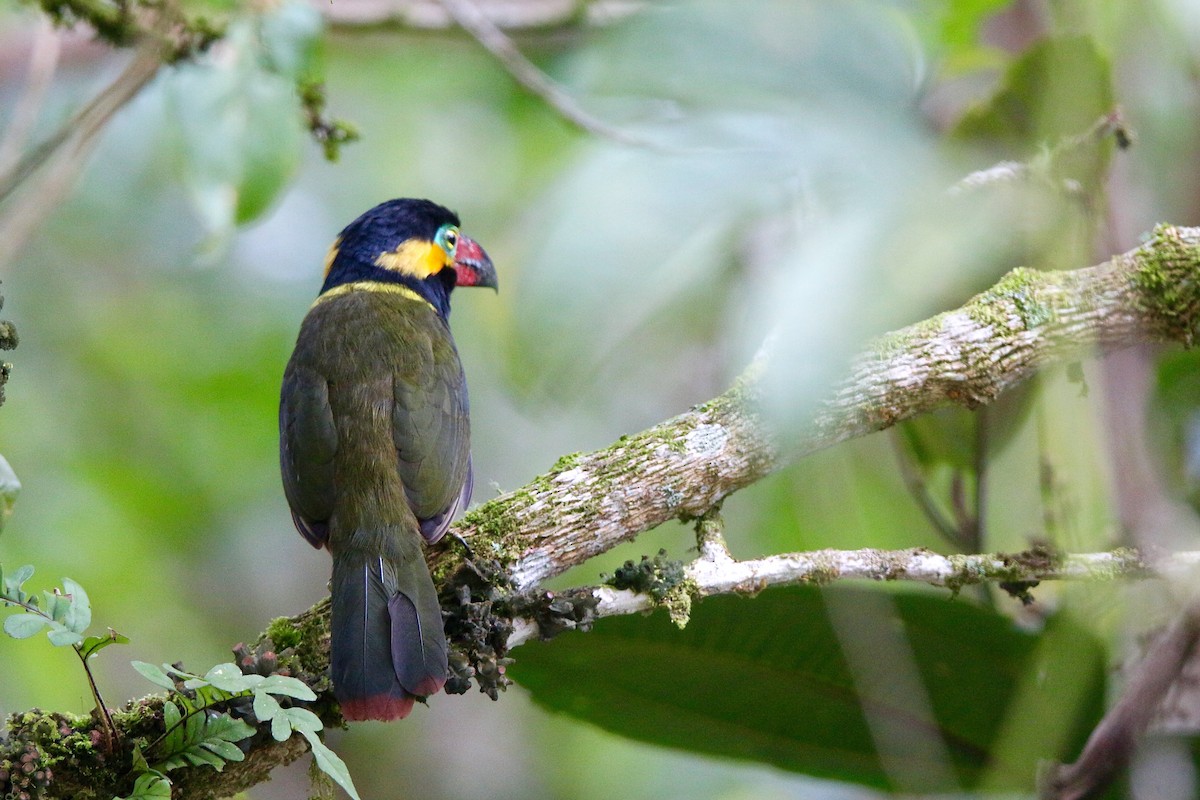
xmin=280 ymin=363 xmax=338 ymax=548
xmin=391 ymin=313 xmax=471 ymax=544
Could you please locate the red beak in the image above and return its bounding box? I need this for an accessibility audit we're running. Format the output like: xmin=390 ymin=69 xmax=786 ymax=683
xmin=453 ymin=235 xmax=498 ymax=291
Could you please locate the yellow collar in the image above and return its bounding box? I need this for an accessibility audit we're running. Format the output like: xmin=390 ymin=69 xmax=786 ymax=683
xmin=311 ymin=280 xmax=435 ymax=312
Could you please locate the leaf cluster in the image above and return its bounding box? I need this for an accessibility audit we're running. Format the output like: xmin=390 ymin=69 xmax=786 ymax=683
xmin=3 ymin=566 xmax=90 ymax=645
xmin=1 ymin=567 xmax=361 ymax=799
xmin=120 ymin=661 xmax=359 ymax=800
xmin=1 ymin=565 xmax=129 ymax=658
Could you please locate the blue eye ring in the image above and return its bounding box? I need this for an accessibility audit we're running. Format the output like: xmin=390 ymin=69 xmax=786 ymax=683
xmin=435 ymin=224 xmax=460 ymax=255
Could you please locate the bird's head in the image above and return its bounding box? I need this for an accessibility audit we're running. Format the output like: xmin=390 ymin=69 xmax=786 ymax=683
xmin=320 ymin=198 xmax=497 ymax=318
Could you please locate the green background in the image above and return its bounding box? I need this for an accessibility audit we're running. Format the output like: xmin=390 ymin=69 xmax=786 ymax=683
xmin=2 ymin=1 xmax=1199 ymax=797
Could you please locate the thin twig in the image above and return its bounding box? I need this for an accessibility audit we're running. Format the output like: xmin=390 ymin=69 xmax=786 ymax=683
xmin=1040 ymin=603 xmax=1200 ymax=800
xmin=972 ymin=406 xmax=988 ymax=552
xmin=0 ymin=45 xmax=161 ymax=205
xmin=889 ymin=429 xmax=959 ymax=542
xmin=0 ymin=18 xmax=62 ymax=179
xmin=694 ymin=510 xmax=732 ymax=563
xmin=322 ymin=0 xmax=641 ymax=31
xmin=75 ymin=646 xmax=119 ymax=754
xmin=0 ymin=45 xmax=163 ymax=272
xmin=508 ymin=546 xmax=1199 ymax=647
xmin=951 ymin=109 xmax=1132 ymax=196
xmin=435 ymin=0 xmax=654 ymax=147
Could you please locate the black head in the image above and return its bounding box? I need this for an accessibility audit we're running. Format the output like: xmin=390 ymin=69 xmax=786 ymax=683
xmin=320 ymin=198 xmax=496 ymax=319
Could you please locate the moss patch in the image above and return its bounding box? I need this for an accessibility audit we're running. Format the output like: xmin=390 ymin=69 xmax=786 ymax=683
xmin=967 ymin=266 xmax=1057 ymax=332
xmin=1130 ymin=225 xmax=1200 ymax=345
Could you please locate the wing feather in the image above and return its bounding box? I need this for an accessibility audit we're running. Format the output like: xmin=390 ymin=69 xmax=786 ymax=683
xmin=279 ymin=364 xmax=338 ymax=547
xmin=391 ymin=316 xmax=471 ymax=542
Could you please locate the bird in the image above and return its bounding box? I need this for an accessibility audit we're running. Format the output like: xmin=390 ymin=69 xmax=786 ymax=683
xmin=279 ymin=198 xmax=497 ymax=721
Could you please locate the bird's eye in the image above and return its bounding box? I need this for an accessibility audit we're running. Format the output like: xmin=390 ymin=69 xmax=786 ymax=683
xmin=436 ymin=225 xmax=459 ymax=255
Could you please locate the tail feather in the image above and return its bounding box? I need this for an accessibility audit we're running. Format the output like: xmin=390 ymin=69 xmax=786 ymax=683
xmin=388 ymin=592 xmax=448 ymax=696
xmin=330 ymin=547 xmax=448 ymax=721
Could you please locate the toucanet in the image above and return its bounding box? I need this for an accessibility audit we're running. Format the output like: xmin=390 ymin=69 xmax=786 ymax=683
xmin=280 ymin=198 xmax=496 ymax=720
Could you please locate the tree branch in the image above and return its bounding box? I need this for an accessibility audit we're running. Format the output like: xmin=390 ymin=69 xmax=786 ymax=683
xmin=442 ymin=224 xmax=1200 ymax=592
xmin=508 ymin=545 xmax=1199 ymax=646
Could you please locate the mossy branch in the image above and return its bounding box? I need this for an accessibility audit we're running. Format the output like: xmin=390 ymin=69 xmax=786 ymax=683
xmin=438 ymin=224 xmax=1200 ymax=593
xmin=5 ymin=224 xmax=1200 ymax=799
xmin=32 ymin=0 xmax=222 ymax=60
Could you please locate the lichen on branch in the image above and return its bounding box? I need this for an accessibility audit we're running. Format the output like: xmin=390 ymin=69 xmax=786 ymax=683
xmin=437 ymin=225 xmax=1200 ymax=594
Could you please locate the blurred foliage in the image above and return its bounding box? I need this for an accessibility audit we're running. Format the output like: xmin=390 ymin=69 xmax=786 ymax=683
xmin=1152 ymin=348 xmax=1200 ymax=512
xmin=1 ymin=0 xmax=1199 ymax=797
xmin=894 ymin=30 xmax=1119 ymax=555
xmin=955 ymin=35 xmax=1113 ymax=153
xmin=166 ymin=2 xmax=320 ymax=236
xmin=914 ymin=0 xmax=1014 ymax=73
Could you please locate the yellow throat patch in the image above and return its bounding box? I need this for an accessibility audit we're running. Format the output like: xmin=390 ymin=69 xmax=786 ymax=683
xmin=374 ymin=239 xmax=450 ymax=279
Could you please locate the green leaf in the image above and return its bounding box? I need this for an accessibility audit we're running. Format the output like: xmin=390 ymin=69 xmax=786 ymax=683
xmin=4 ymin=564 xmax=33 ymax=599
xmin=301 ymin=730 xmax=361 ymax=800
xmin=282 ymin=707 xmax=322 ymax=734
xmin=41 ymin=589 xmax=68 ymax=623
xmin=954 ymin=36 xmax=1113 ymax=160
xmin=61 ymin=577 xmax=92 ymax=633
xmin=80 ymin=630 xmax=130 ymax=660
xmin=258 ymin=674 xmax=317 ymax=700
xmin=115 ymin=771 xmax=172 ymax=800
xmin=201 ymin=713 xmax=255 ymax=747
xmin=181 ymin=747 xmax=226 ymax=770
xmin=184 ymin=707 xmax=203 ymax=744
xmin=4 ymin=612 xmax=49 ymax=639
xmin=0 ymin=454 xmax=20 ymax=534
xmin=510 ymin=585 xmax=1105 ymax=793
xmin=253 ymin=690 xmax=281 ymax=722
xmin=131 ymin=745 xmax=151 ymax=774
xmin=153 ymin=711 xmax=254 ymax=773
xmin=163 ymin=700 xmax=182 ymax=729
xmin=201 ymin=738 xmax=245 ymax=762
xmin=271 ymin=711 xmax=291 ymax=742
xmin=910 ymin=0 xmax=1010 ymax=75
xmin=132 ymin=661 xmax=177 ymax=691
xmin=46 ymin=624 xmax=83 ymax=646
xmin=165 ymin=19 xmax=305 ymax=234
xmin=8 ymin=563 xmax=32 ymax=586
xmin=162 ymin=700 xmax=183 ymax=753
xmin=163 ymin=664 xmax=203 ymax=681
xmin=202 ymin=662 xmax=254 ymax=693
xmin=257 ymin=0 xmax=321 ymax=80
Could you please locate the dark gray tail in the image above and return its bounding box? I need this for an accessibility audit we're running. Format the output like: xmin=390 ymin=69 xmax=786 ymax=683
xmin=330 ymin=546 xmax=448 ymax=721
